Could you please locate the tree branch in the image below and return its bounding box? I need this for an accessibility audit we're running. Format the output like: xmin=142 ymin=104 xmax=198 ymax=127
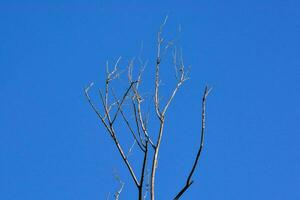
xmin=85 ymin=82 xmax=140 ymax=188
xmin=154 ymin=16 xmax=168 ymax=120
xmin=110 ymin=127 xmax=140 ymax=188
xmin=111 ymin=89 xmax=146 ymax=152
xmin=111 ymin=81 xmax=137 ymax=125
xmin=84 ymin=83 xmax=111 ymax=135
xmin=173 ymin=86 xmax=211 ymax=200
xmin=113 ymin=172 xmax=125 ymax=200
xmin=132 ymin=87 xmax=156 ymax=149
xmin=132 ymin=99 xmax=146 ymax=147
xmin=139 ymin=141 xmax=149 ymax=200
xmin=150 ymin=118 xmax=164 ymax=200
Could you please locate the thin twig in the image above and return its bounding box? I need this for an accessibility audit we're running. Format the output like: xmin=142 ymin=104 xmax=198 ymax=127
xmin=85 ymin=82 xmax=140 ymax=188
xmin=127 ymin=140 xmax=136 ymax=158
xmin=113 ymin=172 xmax=125 ymax=200
xmin=132 ymin=100 xmax=146 ymax=147
xmin=84 ymin=83 xmax=111 ymax=134
xmin=111 ymin=81 xmax=138 ymax=125
xmin=99 ymin=90 xmax=113 ymax=125
xmin=114 ymin=182 xmax=124 ymax=200
xmin=111 ymin=89 xmax=145 ymax=152
xmin=132 ymin=87 xmax=156 ymax=149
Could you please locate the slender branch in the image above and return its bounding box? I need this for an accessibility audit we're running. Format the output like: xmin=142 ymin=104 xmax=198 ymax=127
xmin=99 ymin=90 xmax=113 ymax=125
xmin=110 ymin=127 xmax=140 ymax=188
xmin=139 ymin=141 xmax=149 ymax=200
xmin=162 ymin=81 xmax=183 ymax=115
xmin=127 ymin=58 xmax=156 ymax=149
xmin=84 ymin=83 xmax=111 ymax=134
xmin=144 ymin=170 xmax=150 ymax=200
xmin=162 ymin=51 xmax=188 ymax=115
xmin=154 ymin=16 xmax=168 ymax=119
xmin=102 ymin=101 xmax=118 ymax=120
xmin=103 ymin=58 xmax=121 ymax=123
xmin=114 ymin=182 xmax=124 ymax=200
xmin=121 ymin=108 xmax=144 ymax=151
xmin=132 ymin=100 xmax=146 ymax=147
xmin=113 ymin=173 xmax=125 ymax=200
xmin=150 ymin=16 xmax=190 ymax=200
xmin=111 ymin=81 xmax=137 ymax=125
xmin=136 ymin=97 xmax=156 ymax=149
xmin=111 ymin=90 xmax=145 ymax=152
xmin=127 ymin=140 xmax=136 ymax=158
xmin=85 ymin=83 xmax=140 ymax=188
xmin=132 ymin=87 xmax=156 ymax=149
xmin=173 ymin=86 xmax=211 ymax=200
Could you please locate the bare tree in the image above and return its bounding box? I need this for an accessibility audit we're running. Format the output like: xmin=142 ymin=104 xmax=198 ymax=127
xmin=85 ymin=18 xmax=211 ymax=200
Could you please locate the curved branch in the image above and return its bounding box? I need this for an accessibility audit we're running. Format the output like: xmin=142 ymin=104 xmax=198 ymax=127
xmin=173 ymin=86 xmax=211 ymax=200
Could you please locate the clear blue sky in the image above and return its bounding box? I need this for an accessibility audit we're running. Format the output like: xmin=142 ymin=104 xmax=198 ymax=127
xmin=1 ymin=0 xmax=299 ymax=199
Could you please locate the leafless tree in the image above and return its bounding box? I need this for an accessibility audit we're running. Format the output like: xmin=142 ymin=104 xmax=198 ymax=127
xmin=85 ymin=17 xmax=211 ymax=200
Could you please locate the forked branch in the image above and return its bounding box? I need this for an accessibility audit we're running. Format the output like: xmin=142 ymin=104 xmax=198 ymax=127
xmin=150 ymin=16 xmax=189 ymax=200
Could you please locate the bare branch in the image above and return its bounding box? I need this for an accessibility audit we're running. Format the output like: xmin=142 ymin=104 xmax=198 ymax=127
xmin=111 ymin=89 xmax=146 ymax=152
xmin=102 ymin=101 xmax=118 ymax=120
xmin=135 ymin=95 xmax=156 ymax=149
xmin=150 ymin=16 xmax=173 ymax=200
xmin=127 ymin=58 xmax=136 ymax=83
xmin=139 ymin=141 xmax=149 ymax=200
xmin=99 ymin=90 xmax=113 ymax=125
xmin=127 ymin=140 xmax=136 ymax=158
xmin=104 ymin=58 xmax=122 ymax=121
xmin=144 ymin=170 xmax=150 ymax=200
xmin=114 ymin=182 xmax=124 ymax=200
xmin=126 ymin=59 xmax=155 ymax=148
xmin=162 ymin=81 xmax=183 ymax=116
xmin=106 ymin=57 xmax=121 ymax=81
xmin=162 ymin=50 xmax=189 ymax=115
xmin=150 ymin=119 xmax=165 ymax=200
xmin=173 ymin=86 xmax=211 ymax=200
xmin=111 ymin=128 xmax=140 ymax=188
xmin=173 ymin=47 xmax=179 ymax=80
xmin=84 ymin=83 xmax=111 ymax=134
xmin=111 ymin=81 xmax=137 ymax=125
xmin=154 ymin=15 xmax=168 ymax=120
xmin=85 ymin=83 xmax=140 ymax=188
xmin=131 ymin=86 xmax=156 ymax=149
xmin=113 ymin=172 xmax=125 ymax=200
xmin=132 ymin=100 xmax=146 ymax=147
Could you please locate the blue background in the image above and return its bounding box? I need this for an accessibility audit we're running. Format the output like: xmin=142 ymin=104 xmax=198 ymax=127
xmin=1 ymin=0 xmax=299 ymax=199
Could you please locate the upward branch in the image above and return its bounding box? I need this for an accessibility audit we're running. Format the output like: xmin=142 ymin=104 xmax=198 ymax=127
xmin=150 ymin=16 xmax=190 ymax=200
xmin=173 ymin=86 xmax=211 ymax=200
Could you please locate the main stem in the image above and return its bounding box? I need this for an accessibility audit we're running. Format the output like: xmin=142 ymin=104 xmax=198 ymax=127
xmin=150 ymin=118 xmax=164 ymax=200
